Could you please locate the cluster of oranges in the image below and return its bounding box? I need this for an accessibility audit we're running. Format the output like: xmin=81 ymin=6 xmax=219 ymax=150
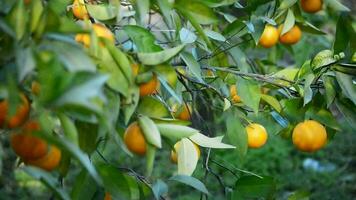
xmin=0 ymin=93 xmax=61 ymax=171
xmin=259 ymin=0 xmax=323 ymax=48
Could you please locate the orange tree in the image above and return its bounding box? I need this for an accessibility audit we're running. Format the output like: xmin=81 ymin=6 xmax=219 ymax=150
xmin=0 ymin=0 xmax=355 ymax=199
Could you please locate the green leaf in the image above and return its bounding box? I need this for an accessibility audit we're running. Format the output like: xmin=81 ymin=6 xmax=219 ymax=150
xmin=335 ymin=98 xmax=356 ymax=130
xmin=96 ymin=164 xmax=135 ymax=200
xmin=146 ymin=144 xmax=156 ymax=176
xmin=16 ymin=47 xmax=35 ymax=82
xmin=287 ymin=190 xmax=310 ymax=200
xmin=175 ymin=0 xmax=218 ymax=25
xmin=138 ymin=115 xmax=162 ymax=148
xmin=180 ymin=52 xmax=203 ymax=82
xmin=86 ymin=4 xmax=119 ymax=21
xmin=131 ymin=0 xmax=150 ymax=25
xmin=152 ymin=180 xmax=168 ymax=200
xmin=303 ymin=74 xmax=315 ymax=106
xmin=156 ymin=124 xmax=199 ymax=140
xmin=180 ymin=28 xmax=197 ymax=44
xmin=233 ymin=176 xmax=276 ymax=199
xmin=261 ymin=94 xmax=282 ymax=113
xmin=23 ymin=167 xmax=71 ymax=200
xmin=226 ymin=115 xmax=248 ymax=159
xmin=237 ymin=77 xmax=261 ymax=113
xmin=30 ymin=0 xmax=44 ymax=32
xmin=157 ymin=75 xmax=182 ymax=103
xmin=76 ymin=121 xmax=98 ymax=154
xmin=322 ymin=75 xmax=336 ymax=107
xmin=204 ymin=29 xmax=226 ymax=42
xmin=104 ymin=41 xmax=134 ymax=84
xmin=335 ymin=72 xmax=356 ymax=105
xmin=281 ymin=9 xmax=295 ymax=35
xmin=138 ymin=45 xmax=185 ymax=65
xmin=177 ymin=138 xmax=199 ymax=176
xmin=53 ymin=73 xmax=107 ymax=113
xmin=169 ymin=175 xmax=209 ymax=194
xmin=42 ymin=41 xmax=96 ymax=72
xmin=333 ymin=14 xmax=352 ymax=54
xmin=278 ymin=0 xmax=297 ymax=10
xmin=306 ymin=108 xmax=341 ymax=131
xmin=325 ymin=0 xmax=350 ymax=12
xmin=137 ymin=96 xmax=170 ymax=118
xmin=7 ymin=0 xmax=27 ymax=40
xmin=189 ymin=133 xmax=235 ymax=149
xmin=71 ymin=170 xmax=97 ymax=200
xmin=123 ymin=86 xmax=140 ymax=125
xmin=123 ymin=25 xmax=162 ymax=52
xmin=58 ymin=113 xmax=79 ymax=146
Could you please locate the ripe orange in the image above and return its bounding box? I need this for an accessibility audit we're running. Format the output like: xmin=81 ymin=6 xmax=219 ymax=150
xmin=292 ymin=120 xmax=327 ymax=152
xmin=139 ymin=74 xmax=159 ymax=97
xmin=301 ymin=0 xmax=323 ymax=13
xmin=170 ymin=141 xmax=200 ymax=163
xmin=25 ymin=145 xmax=62 ymax=171
xmin=278 ymin=25 xmax=302 ymax=45
xmin=176 ymin=104 xmax=191 ymax=121
xmin=75 ymin=24 xmax=115 ymax=47
xmin=124 ymin=122 xmax=147 ymax=155
xmin=31 ymin=81 xmax=40 ymax=95
xmin=245 ymin=123 xmax=268 ymax=148
xmin=11 ymin=121 xmax=48 ymax=160
xmin=104 ymin=192 xmax=112 ymax=200
xmin=72 ymin=0 xmax=89 ymax=20
xmin=0 ymin=93 xmax=30 ymax=128
xmin=259 ymin=25 xmax=279 ymax=48
xmin=230 ymin=85 xmax=241 ymax=103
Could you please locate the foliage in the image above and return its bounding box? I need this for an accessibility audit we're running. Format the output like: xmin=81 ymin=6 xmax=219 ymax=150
xmin=0 ymin=0 xmax=355 ymax=199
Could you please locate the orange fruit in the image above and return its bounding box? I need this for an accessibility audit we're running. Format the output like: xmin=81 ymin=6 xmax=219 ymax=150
xmin=278 ymin=25 xmax=302 ymax=45
xmin=139 ymin=74 xmax=159 ymax=97
xmin=246 ymin=123 xmax=268 ymax=148
xmin=25 ymin=145 xmax=62 ymax=171
xmin=75 ymin=24 xmax=114 ymax=47
xmin=259 ymin=25 xmax=279 ymax=48
xmin=230 ymin=85 xmax=241 ymax=103
xmin=31 ymin=81 xmax=40 ymax=95
xmin=0 ymin=93 xmax=30 ymax=129
xmin=24 ymin=0 xmax=31 ymax=4
xmin=124 ymin=122 xmax=146 ymax=155
xmin=176 ymin=104 xmax=191 ymax=121
xmin=170 ymin=141 xmax=200 ymax=163
xmin=301 ymin=0 xmax=323 ymax=13
xmin=104 ymin=192 xmax=112 ymax=200
xmin=72 ymin=0 xmax=89 ymax=20
xmin=11 ymin=121 xmax=48 ymax=160
xmin=292 ymin=120 xmax=327 ymax=152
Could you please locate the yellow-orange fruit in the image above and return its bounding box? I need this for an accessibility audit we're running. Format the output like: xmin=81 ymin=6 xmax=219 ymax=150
xmin=124 ymin=122 xmax=147 ymax=155
xmin=301 ymin=0 xmax=323 ymax=13
xmin=72 ymin=0 xmax=89 ymax=20
xmin=139 ymin=74 xmax=159 ymax=97
xmin=170 ymin=141 xmax=200 ymax=163
xmin=292 ymin=120 xmax=327 ymax=152
xmin=104 ymin=192 xmax=112 ymax=200
xmin=25 ymin=145 xmax=62 ymax=171
xmin=0 ymin=93 xmax=30 ymax=128
xmin=246 ymin=123 xmax=268 ymax=148
xmin=11 ymin=121 xmax=48 ymax=160
xmin=278 ymin=25 xmax=302 ymax=45
xmin=75 ymin=24 xmax=114 ymax=47
xmin=230 ymin=85 xmax=241 ymax=103
xmin=176 ymin=104 xmax=191 ymax=121
xmin=259 ymin=25 xmax=279 ymax=48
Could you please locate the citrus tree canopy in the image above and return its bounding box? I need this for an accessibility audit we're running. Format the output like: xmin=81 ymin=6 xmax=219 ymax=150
xmin=0 ymin=0 xmax=355 ymax=199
